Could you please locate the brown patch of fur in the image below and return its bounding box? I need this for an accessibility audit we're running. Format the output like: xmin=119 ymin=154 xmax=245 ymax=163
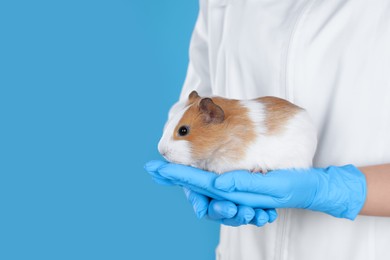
xmin=256 ymin=96 xmax=302 ymax=135
xmin=174 ymin=97 xmax=256 ymax=164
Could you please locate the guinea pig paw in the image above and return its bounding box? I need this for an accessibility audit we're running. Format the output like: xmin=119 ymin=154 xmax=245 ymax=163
xmin=250 ymin=167 xmax=268 ymax=175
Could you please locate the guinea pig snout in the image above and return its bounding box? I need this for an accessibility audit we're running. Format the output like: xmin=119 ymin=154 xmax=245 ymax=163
xmin=158 ymin=147 xmax=170 ymax=161
xmin=158 ymin=135 xmax=192 ymax=165
xmin=159 ymin=150 xmax=168 ymax=158
xmin=158 ymin=139 xmax=168 ymax=158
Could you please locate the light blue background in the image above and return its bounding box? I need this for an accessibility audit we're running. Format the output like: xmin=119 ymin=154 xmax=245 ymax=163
xmin=0 ymin=1 xmax=220 ymax=259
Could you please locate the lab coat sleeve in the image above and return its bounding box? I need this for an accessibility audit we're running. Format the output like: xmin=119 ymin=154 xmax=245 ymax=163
xmin=174 ymin=0 xmax=212 ymax=109
xmin=179 ymin=0 xmax=212 ymax=101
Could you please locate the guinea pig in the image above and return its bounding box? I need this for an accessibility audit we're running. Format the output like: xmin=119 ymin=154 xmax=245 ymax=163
xmin=158 ymin=91 xmax=317 ymax=174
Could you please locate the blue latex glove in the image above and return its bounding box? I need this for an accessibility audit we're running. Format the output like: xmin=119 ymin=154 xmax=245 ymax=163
xmin=145 ymin=160 xmax=367 ymax=220
xmin=183 ymin=187 xmax=278 ymax=226
xmin=145 ymin=160 xmax=277 ymax=227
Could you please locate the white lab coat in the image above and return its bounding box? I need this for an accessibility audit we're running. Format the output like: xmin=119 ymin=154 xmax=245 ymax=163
xmin=176 ymin=0 xmax=390 ymax=259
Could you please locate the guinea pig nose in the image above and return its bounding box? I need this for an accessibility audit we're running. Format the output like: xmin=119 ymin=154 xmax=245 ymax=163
xmin=159 ymin=147 xmax=168 ymax=157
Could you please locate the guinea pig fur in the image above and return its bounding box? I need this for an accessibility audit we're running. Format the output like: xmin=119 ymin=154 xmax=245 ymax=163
xmin=158 ymin=91 xmax=317 ymax=174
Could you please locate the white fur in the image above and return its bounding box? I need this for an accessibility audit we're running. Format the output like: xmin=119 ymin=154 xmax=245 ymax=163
xmin=237 ymin=100 xmax=317 ymax=172
xmin=158 ymin=102 xmax=193 ymax=165
xmin=242 ymin=100 xmax=268 ymax=135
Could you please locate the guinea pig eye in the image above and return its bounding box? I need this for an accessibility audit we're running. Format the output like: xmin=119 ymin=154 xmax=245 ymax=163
xmin=178 ymin=126 xmax=189 ymax=137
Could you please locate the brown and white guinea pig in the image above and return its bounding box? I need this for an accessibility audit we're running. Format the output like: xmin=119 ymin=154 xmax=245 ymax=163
xmin=158 ymin=91 xmax=317 ymax=174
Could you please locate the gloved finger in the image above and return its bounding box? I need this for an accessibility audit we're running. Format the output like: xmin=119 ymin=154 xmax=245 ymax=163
xmin=183 ymin=187 xmax=209 ymax=219
xmin=221 ymin=205 xmax=255 ymax=227
xmin=144 ymin=160 xmax=169 ymax=172
xmin=214 ymin=170 xmax=285 ymax=195
xmin=151 ymin=176 xmax=175 ymax=186
xmin=185 ymin=183 xmax=280 ymax=209
xmin=249 ymin=209 xmax=270 ymax=227
xmin=144 ymin=160 xmax=170 ymax=179
xmin=157 ymin=163 xmax=218 ymax=190
xmin=208 ymin=200 xmax=237 ymax=220
xmin=266 ymin=209 xmax=278 ymax=223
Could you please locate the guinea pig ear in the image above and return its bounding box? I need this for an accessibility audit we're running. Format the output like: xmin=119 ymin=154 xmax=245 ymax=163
xmin=199 ymin=98 xmax=225 ymax=124
xmin=188 ymin=90 xmax=200 ymax=103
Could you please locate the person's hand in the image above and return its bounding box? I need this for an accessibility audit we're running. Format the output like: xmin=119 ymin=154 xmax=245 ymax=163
xmin=145 ymin=160 xmax=367 ymax=220
xmin=144 ymin=160 xmax=277 ymax=227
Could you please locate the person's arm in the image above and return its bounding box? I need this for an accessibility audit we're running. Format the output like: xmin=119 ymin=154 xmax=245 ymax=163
xmin=176 ymin=0 xmax=213 ymax=103
xmin=165 ymin=0 xmax=212 ymax=121
xmin=359 ymin=164 xmax=390 ymax=216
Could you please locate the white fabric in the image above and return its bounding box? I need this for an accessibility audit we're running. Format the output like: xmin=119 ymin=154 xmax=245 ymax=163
xmin=176 ymin=0 xmax=390 ymax=259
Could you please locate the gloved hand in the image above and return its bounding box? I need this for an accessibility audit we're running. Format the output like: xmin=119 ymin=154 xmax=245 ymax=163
xmin=145 ymin=160 xmax=367 ymax=220
xmin=145 ymin=160 xmax=277 ymax=227
xmin=183 ymin=187 xmax=278 ymax=226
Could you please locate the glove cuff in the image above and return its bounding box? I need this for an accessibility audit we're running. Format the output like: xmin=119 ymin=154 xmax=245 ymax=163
xmin=309 ymin=165 xmax=367 ymax=220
